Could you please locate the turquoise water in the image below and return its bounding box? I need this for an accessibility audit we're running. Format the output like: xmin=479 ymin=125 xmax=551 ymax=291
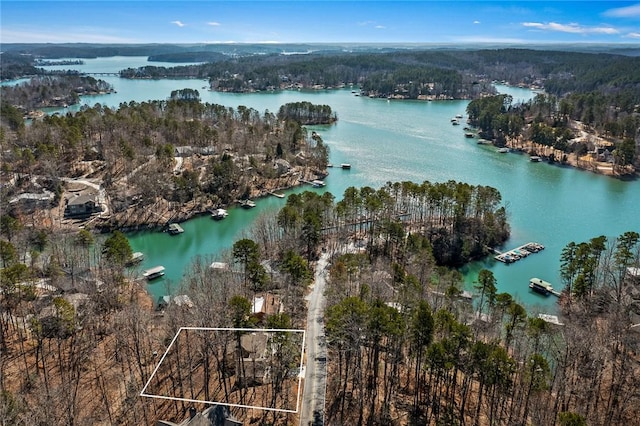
xmin=32 ymin=58 xmax=640 ymax=311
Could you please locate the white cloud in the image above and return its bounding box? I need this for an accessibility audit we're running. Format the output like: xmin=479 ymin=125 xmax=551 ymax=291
xmin=374 ymin=25 xmax=386 ymax=29
xmin=473 ymin=20 xmax=481 ymax=25
xmin=171 ymin=20 xmax=185 ymax=27
xmin=522 ymin=22 xmax=619 ymax=35
xmin=603 ymin=4 xmax=640 ymax=18
xmin=207 ymin=22 xmax=221 ymax=27
xmin=625 ymin=32 xmax=640 ymax=38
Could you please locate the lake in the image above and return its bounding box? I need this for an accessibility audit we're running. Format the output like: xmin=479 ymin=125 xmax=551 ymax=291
xmin=35 ymin=57 xmax=640 ymax=312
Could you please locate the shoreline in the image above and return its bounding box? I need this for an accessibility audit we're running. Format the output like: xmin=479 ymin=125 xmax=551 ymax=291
xmin=91 ymin=165 xmax=325 ymax=233
xmin=505 ymin=139 xmax=637 ymax=180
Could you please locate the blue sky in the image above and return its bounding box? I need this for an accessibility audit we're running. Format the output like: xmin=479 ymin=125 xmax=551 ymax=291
xmin=2 ymin=1 xmax=640 ymax=45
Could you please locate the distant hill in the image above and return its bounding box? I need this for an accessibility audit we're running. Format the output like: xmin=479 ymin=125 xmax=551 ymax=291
xmin=147 ymin=51 xmax=228 ymax=63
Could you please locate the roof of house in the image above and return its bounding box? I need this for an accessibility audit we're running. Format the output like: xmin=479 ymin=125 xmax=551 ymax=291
xmin=68 ymin=194 xmax=96 ymax=206
xmin=627 ymin=266 xmax=640 ymax=278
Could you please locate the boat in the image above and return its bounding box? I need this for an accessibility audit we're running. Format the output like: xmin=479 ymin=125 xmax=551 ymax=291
xmin=143 ymin=265 xmax=166 ymax=280
xmin=452 ymin=120 xmax=460 ymax=126
xmin=341 ymin=163 xmax=352 ymax=170
xmin=455 ymin=114 xmax=463 ymax=118
xmin=167 ymin=223 xmax=184 ymax=235
xmin=477 ymin=139 xmax=492 ymax=145
xmin=497 ymin=147 xmax=509 ymax=153
xmin=211 ymin=208 xmax=228 ymax=220
xmin=529 ymin=277 xmax=554 ymax=296
xmin=450 ymin=118 xmax=458 ymax=122
xmin=530 ymin=156 xmax=542 ymax=162
xmin=311 ymin=179 xmax=326 ymax=187
xmin=465 ymin=133 xmax=475 ymax=138
xmin=127 ymin=251 xmax=144 ymax=265
xmin=240 ymin=199 xmax=256 ymax=209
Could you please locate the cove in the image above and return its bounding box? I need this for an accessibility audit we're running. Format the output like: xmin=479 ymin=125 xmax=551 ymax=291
xmin=38 ymin=58 xmax=640 ymax=311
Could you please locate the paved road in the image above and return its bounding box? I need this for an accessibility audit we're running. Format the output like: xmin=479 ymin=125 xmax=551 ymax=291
xmin=300 ymin=251 xmax=330 ymax=426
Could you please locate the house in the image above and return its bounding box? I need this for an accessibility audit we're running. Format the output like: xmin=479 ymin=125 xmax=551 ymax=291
xmin=157 ymin=295 xmax=194 ymax=310
xmin=174 ymin=146 xmax=194 ymax=157
xmin=210 ymin=262 xmax=230 ymax=270
xmin=65 ymin=194 xmax=101 ymax=217
xmin=224 ymin=332 xmax=271 ymax=386
xmin=175 ymin=146 xmax=215 ymax=157
xmin=273 ymin=158 xmax=291 ymax=175
xmin=157 ymin=405 xmax=242 ymax=426
xmin=251 ymin=293 xmax=281 ymax=321
xmin=626 ymin=266 xmax=640 ymax=283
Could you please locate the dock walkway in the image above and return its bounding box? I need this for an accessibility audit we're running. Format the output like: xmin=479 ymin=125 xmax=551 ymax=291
xmin=495 ymin=242 xmax=544 ymax=264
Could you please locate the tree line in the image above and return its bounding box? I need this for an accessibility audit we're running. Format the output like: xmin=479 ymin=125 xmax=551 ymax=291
xmin=467 ymin=92 xmax=639 ymax=171
xmin=1 ymin=163 xmax=638 ymax=425
xmin=277 ymin=101 xmax=336 ymax=125
xmin=111 ymin=48 xmax=640 ymax=102
xmin=1 ymin=76 xmax=113 ymax=111
xmin=0 ymin=98 xmax=329 ymax=230
xmin=322 ymin=229 xmax=640 ymax=425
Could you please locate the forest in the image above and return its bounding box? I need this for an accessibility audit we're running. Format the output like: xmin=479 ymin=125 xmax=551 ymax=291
xmin=6 ymin=44 xmax=640 ymax=102
xmin=1 ymin=44 xmax=640 ymax=425
xmin=1 ymin=174 xmax=638 ymax=424
xmin=0 ymin=97 xmax=330 ymax=231
xmin=466 ymin=92 xmax=638 ymax=173
xmin=112 ymin=48 xmax=640 ymax=102
xmin=322 ymin=230 xmax=640 ymax=426
xmin=0 ymin=76 xmax=114 ymax=111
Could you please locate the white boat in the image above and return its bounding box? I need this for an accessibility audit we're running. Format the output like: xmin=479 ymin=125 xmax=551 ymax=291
xmin=529 ymin=277 xmax=554 ymax=296
xmin=211 ymin=208 xmax=228 ymax=220
xmin=455 ymin=114 xmax=463 ymax=118
xmin=127 ymin=251 xmax=144 ymax=265
xmin=340 ymin=163 xmax=351 ymax=169
xmin=167 ymin=223 xmax=184 ymax=234
xmin=497 ymin=147 xmax=509 ymax=153
xmin=143 ymin=265 xmax=165 ymax=280
xmin=312 ymin=179 xmax=326 ymax=187
xmin=240 ymin=199 xmax=256 ymax=209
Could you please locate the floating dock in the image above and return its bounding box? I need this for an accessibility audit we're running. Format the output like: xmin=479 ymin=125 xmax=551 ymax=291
xmin=143 ymin=265 xmax=165 ymax=280
xmin=167 ymin=223 xmax=184 ymax=235
xmin=239 ymin=199 xmax=256 ymax=209
xmin=529 ymin=277 xmax=561 ymax=297
xmin=494 ymin=242 xmax=544 ymax=264
xmin=299 ymin=178 xmax=326 ymax=188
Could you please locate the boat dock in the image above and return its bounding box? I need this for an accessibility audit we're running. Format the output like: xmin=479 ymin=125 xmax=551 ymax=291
xmin=494 ymin=242 xmax=544 ymax=264
xmin=143 ymin=265 xmax=166 ymax=280
xmin=529 ymin=277 xmax=561 ymax=297
xmin=299 ymin=178 xmax=326 ymax=188
xmin=167 ymin=223 xmax=184 ymax=235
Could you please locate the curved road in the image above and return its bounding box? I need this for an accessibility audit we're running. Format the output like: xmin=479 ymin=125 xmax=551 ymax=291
xmin=300 ymin=251 xmax=330 ymax=426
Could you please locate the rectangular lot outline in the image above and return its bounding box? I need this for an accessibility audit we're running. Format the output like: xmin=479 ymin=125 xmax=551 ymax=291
xmin=140 ymin=327 xmax=306 ymax=413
